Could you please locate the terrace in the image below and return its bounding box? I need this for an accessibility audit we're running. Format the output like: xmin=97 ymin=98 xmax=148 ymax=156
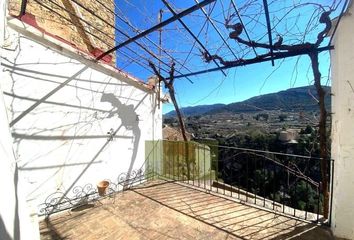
xmin=2 ymin=0 xmax=352 ymax=239
xmin=38 ymin=141 xmax=334 ymax=240
xmin=39 ymin=180 xmax=333 ymax=240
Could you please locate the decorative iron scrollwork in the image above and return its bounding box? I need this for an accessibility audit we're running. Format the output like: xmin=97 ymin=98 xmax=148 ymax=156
xmin=38 ymin=167 xmax=152 ymax=216
xmin=38 ymin=183 xmax=99 ymax=216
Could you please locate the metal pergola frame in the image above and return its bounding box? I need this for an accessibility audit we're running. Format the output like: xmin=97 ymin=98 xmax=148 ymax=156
xmin=12 ymin=0 xmax=350 ymax=226
xmin=16 ymin=0 xmax=343 ymax=82
xmin=168 ymin=45 xmax=333 ymax=80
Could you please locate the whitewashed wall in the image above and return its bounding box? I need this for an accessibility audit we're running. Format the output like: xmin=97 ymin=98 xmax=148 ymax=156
xmin=331 ymin=2 xmax=354 ymax=239
xmin=0 ymin=2 xmax=40 ymax=239
xmin=1 ymin=18 xmax=162 ymax=216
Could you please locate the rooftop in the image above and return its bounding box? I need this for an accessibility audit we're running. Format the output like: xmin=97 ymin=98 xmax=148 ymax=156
xmin=39 ymin=180 xmax=333 ymax=240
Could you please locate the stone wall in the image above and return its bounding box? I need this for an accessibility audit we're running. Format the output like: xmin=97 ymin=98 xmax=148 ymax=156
xmin=9 ymin=0 xmax=115 ymax=61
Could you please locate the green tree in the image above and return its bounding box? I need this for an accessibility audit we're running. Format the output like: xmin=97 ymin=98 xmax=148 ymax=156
xmin=278 ymin=114 xmax=287 ymax=122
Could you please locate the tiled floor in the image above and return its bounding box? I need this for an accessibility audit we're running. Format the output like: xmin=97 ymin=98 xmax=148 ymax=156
xmin=40 ymin=180 xmax=334 ymax=240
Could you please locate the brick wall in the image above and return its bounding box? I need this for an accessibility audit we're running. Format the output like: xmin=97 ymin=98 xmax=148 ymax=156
xmin=9 ymin=0 xmax=115 ymax=61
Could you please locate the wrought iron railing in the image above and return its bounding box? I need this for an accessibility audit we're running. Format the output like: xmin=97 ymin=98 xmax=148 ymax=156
xmin=38 ymin=139 xmax=333 ymax=223
xmin=38 ymin=140 xmax=162 ymax=216
xmin=146 ymin=140 xmax=333 ymax=222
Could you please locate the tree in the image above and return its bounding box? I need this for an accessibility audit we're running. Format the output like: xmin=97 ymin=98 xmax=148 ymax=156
xmin=278 ymin=114 xmax=287 ymax=122
xmin=201 ymin=5 xmax=333 ymax=218
xmin=302 ymin=125 xmax=314 ymax=134
xmin=149 ymin=61 xmax=191 ymax=179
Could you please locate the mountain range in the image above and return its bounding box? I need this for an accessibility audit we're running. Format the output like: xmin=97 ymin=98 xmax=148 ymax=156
xmin=164 ymin=85 xmax=331 ymax=117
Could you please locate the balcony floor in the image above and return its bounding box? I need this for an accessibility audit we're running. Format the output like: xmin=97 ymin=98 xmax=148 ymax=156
xmin=39 ymin=180 xmax=334 ymax=240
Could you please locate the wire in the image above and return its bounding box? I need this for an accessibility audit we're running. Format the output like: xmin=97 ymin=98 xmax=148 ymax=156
xmin=95 ymin=0 xmax=196 ymax=81
xmin=33 ymin=0 xmax=171 ymax=76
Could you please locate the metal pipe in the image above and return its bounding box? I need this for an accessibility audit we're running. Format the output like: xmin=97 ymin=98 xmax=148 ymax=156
xmin=329 ymin=159 xmax=335 ymax=226
xmin=96 ymin=0 xmax=216 ymax=60
xmin=95 ymin=0 xmax=195 ymax=83
xmin=262 ymin=0 xmax=274 ymax=66
xmin=33 ymin=0 xmax=163 ymax=75
xmin=305 ymin=158 xmax=310 ymax=220
xmin=194 ymin=0 xmax=239 ymax=60
xmin=169 ymin=46 xmax=334 ymax=80
xmin=68 ymin=0 xmax=178 ymax=73
xmin=161 ymin=0 xmax=227 ymax=76
xmin=254 ymin=155 xmax=257 ymax=204
xmin=19 ymin=0 xmax=28 ymax=17
xmin=263 ymin=156 xmax=266 ymax=207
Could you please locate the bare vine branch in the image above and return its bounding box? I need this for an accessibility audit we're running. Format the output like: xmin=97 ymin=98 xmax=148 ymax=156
xmin=200 ymin=7 xmax=333 ymax=218
xmin=149 ymin=61 xmax=192 ymax=179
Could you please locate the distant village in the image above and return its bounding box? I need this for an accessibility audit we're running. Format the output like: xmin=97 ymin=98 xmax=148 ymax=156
xmin=163 ymin=110 xmax=320 ymax=145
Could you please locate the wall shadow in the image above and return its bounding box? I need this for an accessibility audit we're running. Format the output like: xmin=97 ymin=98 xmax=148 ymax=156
xmin=50 ymin=93 xmax=147 ymax=215
xmin=2 ymin=39 xmax=152 ymax=220
xmin=101 ymin=93 xmax=141 ymax=188
xmin=13 ymin=167 xmax=20 ymax=240
xmin=0 ymin=166 xmax=22 ymax=240
xmin=0 ymin=217 xmax=12 ymax=240
xmin=36 ymin=180 xmax=333 ymax=239
xmin=131 ymin=181 xmax=334 ymax=240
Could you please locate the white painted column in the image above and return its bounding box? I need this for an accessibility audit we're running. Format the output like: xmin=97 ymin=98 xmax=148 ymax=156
xmin=331 ymin=3 xmax=354 ymax=239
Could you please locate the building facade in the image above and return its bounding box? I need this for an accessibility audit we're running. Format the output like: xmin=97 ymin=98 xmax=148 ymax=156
xmin=331 ymin=1 xmax=354 ymax=239
xmin=0 ymin=0 xmax=162 ymax=238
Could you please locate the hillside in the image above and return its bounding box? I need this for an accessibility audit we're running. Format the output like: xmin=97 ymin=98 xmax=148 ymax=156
xmin=165 ymin=85 xmax=330 ymax=117
xmin=164 ymin=103 xmax=225 ymax=117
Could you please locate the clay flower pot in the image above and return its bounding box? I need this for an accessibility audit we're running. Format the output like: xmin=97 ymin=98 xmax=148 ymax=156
xmin=97 ymin=180 xmax=110 ymax=196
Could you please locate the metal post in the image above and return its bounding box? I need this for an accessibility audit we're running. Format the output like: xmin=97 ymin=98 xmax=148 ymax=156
xmin=204 ymin=145 xmax=206 ymax=189
xmin=246 ymin=157 xmax=249 ymax=202
xmin=216 ymin=151 xmax=219 ymax=194
xmin=262 ymin=0 xmax=274 ymax=66
xmin=231 ymin=156 xmax=233 ymax=198
xmin=329 ymin=159 xmax=335 ymax=226
xmin=294 ymin=175 xmax=297 ymax=217
xmin=157 ymin=9 xmax=163 ymax=109
xmin=272 ymin=159 xmax=276 ymax=211
xmin=19 ymin=0 xmax=28 ymax=17
xmin=254 ymin=155 xmax=257 ymax=204
xmin=317 ymin=182 xmax=320 ymax=222
xmin=305 ymin=158 xmax=310 ymax=220
xmin=263 ymin=156 xmax=266 ymax=207
xmin=282 ymin=161 xmax=286 ymax=213
xmin=197 ymin=142 xmax=200 ymax=187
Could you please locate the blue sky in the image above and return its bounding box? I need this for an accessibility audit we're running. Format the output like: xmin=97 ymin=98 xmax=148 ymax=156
xmin=113 ymin=0 xmax=339 ymax=114
xmin=165 ymin=52 xmax=331 ymax=113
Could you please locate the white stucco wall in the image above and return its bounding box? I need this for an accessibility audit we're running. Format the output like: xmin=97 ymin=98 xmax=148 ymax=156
xmin=1 ymin=17 xmax=162 ymax=217
xmin=331 ymin=2 xmax=354 ymax=239
xmin=0 ymin=1 xmax=40 ymax=239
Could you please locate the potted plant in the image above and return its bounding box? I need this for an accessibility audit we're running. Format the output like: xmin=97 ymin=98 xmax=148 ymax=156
xmin=97 ymin=180 xmax=110 ymax=196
